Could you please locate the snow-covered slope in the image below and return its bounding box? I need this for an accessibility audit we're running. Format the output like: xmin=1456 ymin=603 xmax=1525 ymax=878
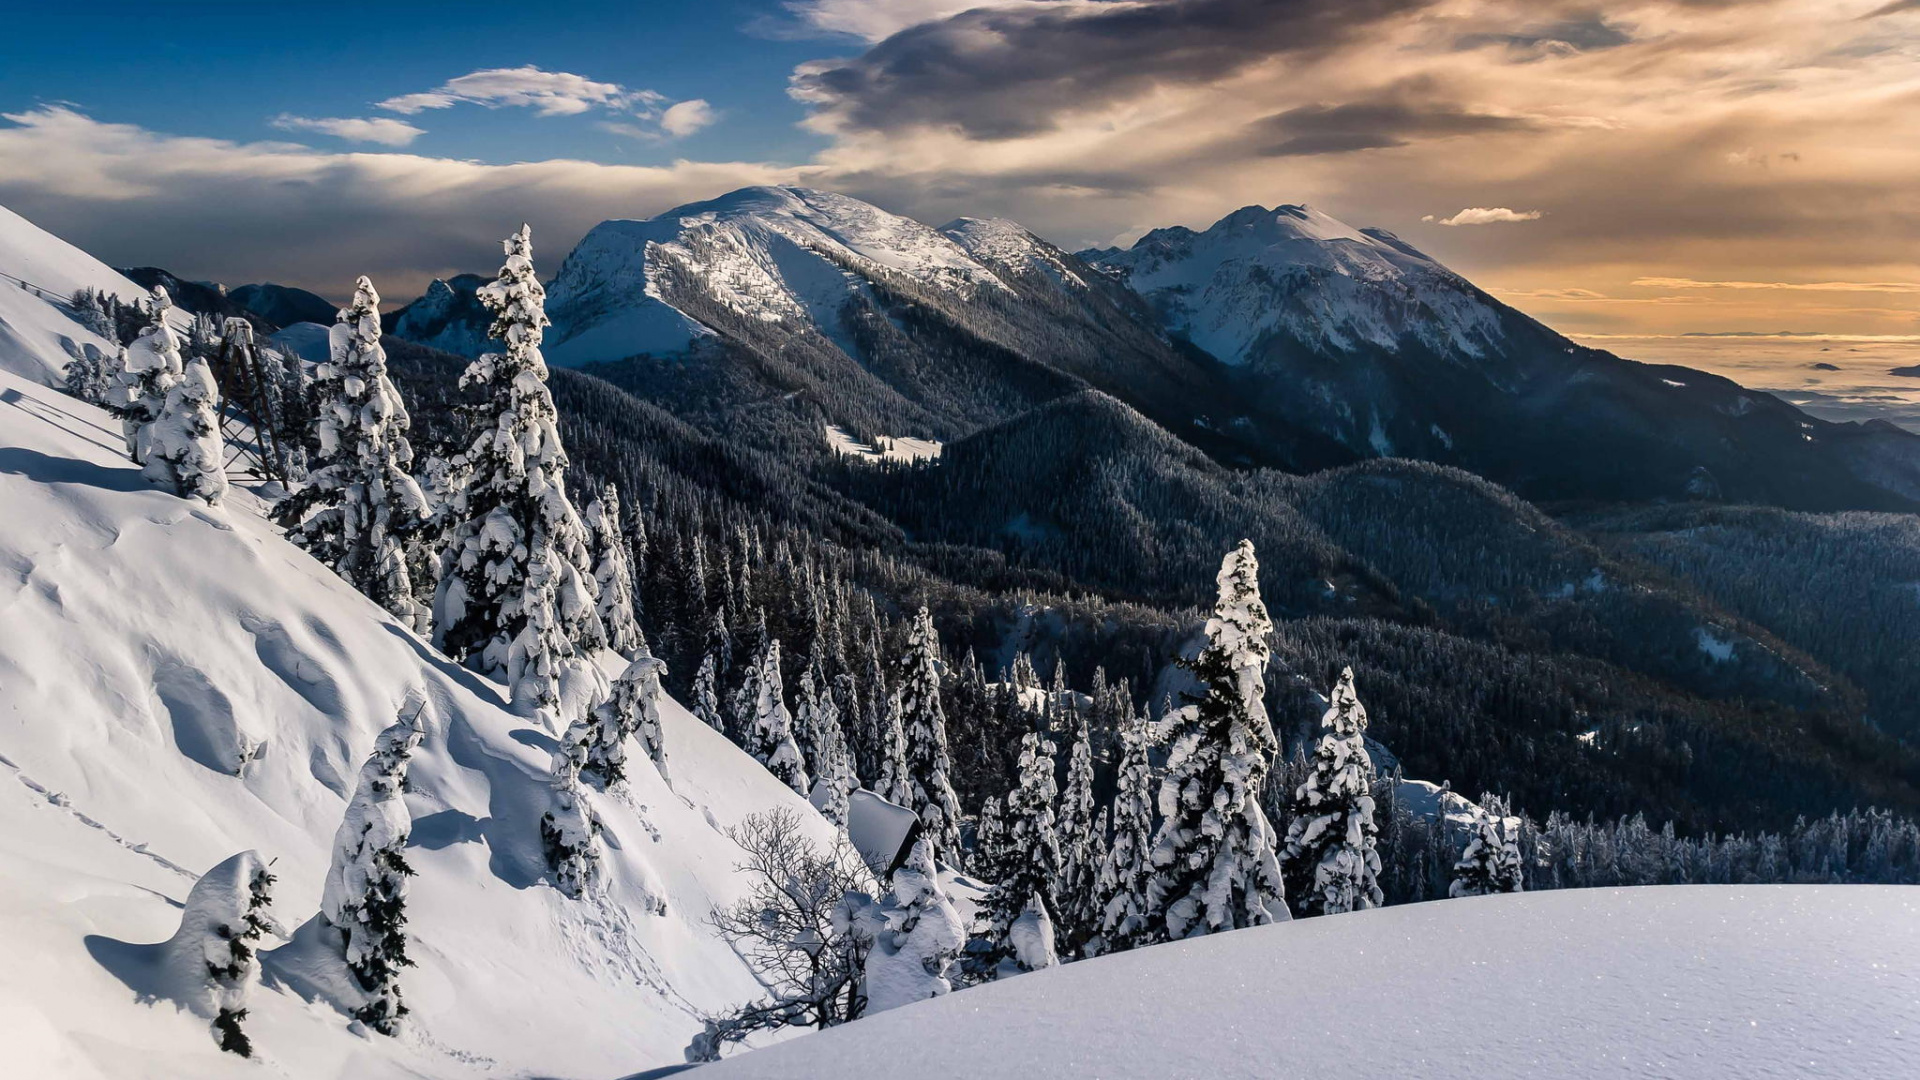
xmin=938 ymin=216 xmax=1087 ymax=290
xmin=705 ymin=886 xmax=1919 ymax=1079
xmin=1087 ymin=204 xmax=1504 ymax=369
xmin=0 ymin=223 xmax=839 ymax=1077
xmin=0 ymin=205 xmax=145 ymax=385
xmin=546 ymin=186 xmax=1007 ymax=366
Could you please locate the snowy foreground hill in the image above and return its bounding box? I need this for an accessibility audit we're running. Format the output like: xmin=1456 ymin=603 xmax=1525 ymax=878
xmin=704 ymin=886 xmax=1920 ymax=1080
xmin=0 ymin=206 xmax=837 ymax=1077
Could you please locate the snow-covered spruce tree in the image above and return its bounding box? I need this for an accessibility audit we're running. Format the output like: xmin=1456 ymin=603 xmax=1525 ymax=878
xmin=322 ymin=709 xmax=422 ymax=1035
xmin=584 ymin=483 xmax=646 ymax=657
xmin=147 ymin=327 xmax=229 ymax=505
xmin=1146 ymin=539 xmax=1289 ymax=939
xmin=1281 ymin=666 xmax=1384 ymax=916
xmin=871 ymin=687 xmax=914 ymax=809
xmin=116 ymin=285 xmax=183 ymax=466
xmin=277 ymin=276 xmax=429 ymax=626
xmin=1451 ymin=795 xmax=1526 ymax=898
xmin=64 ymin=342 xmax=115 ymax=405
xmin=795 ymin=653 xmax=855 ymax=827
xmin=1056 ymin=709 xmax=1099 ymax=954
xmin=740 ymin=634 xmax=809 ymax=795
xmin=581 ymin=653 xmax=671 ymax=789
xmin=1094 ymin=710 xmax=1158 ymax=954
xmin=864 ymin=836 xmax=965 ymax=1013
xmin=973 ymin=730 xmax=1061 ymax=974
xmin=431 ymin=225 xmax=602 ymax=719
xmin=165 ymin=851 xmax=276 ymax=1057
xmin=897 ymin=606 xmax=963 ymax=863
xmin=542 ymin=718 xmax=604 ymax=898
xmin=691 ymin=650 xmax=725 ymax=731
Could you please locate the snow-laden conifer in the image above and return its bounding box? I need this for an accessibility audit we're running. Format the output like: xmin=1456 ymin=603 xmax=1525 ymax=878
xmin=432 ymin=225 xmax=602 ymax=719
xmin=584 ymin=483 xmax=646 ymax=657
xmin=795 ymin=653 xmax=855 ymax=827
xmin=1145 ymin=539 xmax=1289 ymax=938
xmin=864 ymin=836 xmax=965 ymax=1013
xmin=1056 ymin=709 xmax=1099 ymax=952
xmin=321 ymin=707 xmax=422 ymax=1035
xmin=898 ymin=606 xmax=962 ymax=863
xmin=690 ymin=650 xmax=724 ymax=732
xmin=740 ymin=634 xmax=809 ymax=795
xmin=116 ymin=286 xmax=182 ymax=466
xmin=1282 ymin=666 xmax=1384 ymax=916
xmin=165 ymin=851 xmax=276 ymax=1057
xmin=1451 ymin=795 xmax=1526 ymax=897
xmin=870 ymin=687 xmax=914 ymax=809
xmin=147 ymin=342 xmax=229 ymax=505
xmin=64 ymin=342 xmax=115 ymax=405
xmin=974 ymin=730 xmax=1061 ymax=973
xmin=1094 ymin=710 xmax=1157 ymax=953
xmin=581 ymin=653 xmax=670 ymax=789
xmin=278 ymin=276 xmax=428 ymax=626
xmin=542 ymin=718 xmax=604 ymax=898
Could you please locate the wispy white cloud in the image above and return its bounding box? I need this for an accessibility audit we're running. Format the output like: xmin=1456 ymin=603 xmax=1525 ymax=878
xmin=774 ymin=0 xmax=1025 ymax=42
xmin=1634 ymin=277 xmax=1920 ymax=294
xmin=1425 ymin=207 xmax=1544 ymax=226
xmin=377 ymin=66 xmax=664 ymax=117
xmin=659 ymin=99 xmax=718 ymax=137
xmin=269 ymin=114 xmax=426 ymax=147
xmin=0 ymin=106 xmax=799 ymax=294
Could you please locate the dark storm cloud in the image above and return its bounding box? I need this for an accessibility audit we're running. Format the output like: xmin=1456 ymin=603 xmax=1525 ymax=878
xmin=1251 ymin=91 xmax=1547 ymax=156
xmin=791 ymin=0 xmax=1436 ymax=139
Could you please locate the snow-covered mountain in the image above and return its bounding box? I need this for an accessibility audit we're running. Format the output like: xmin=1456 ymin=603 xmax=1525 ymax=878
xmin=1084 ymin=204 xmax=1504 ymax=370
xmin=546 ymin=186 xmax=1006 ymax=367
xmin=702 ymin=886 xmax=1920 ymax=1079
xmin=0 ymin=210 xmax=838 ymax=1077
xmin=385 ymin=274 xmax=493 ymax=359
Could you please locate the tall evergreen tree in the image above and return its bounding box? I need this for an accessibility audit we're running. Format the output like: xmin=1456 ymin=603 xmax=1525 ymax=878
xmin=1451 ymin=795 xmax=1526 ymax=898
xmin=1145 ymin=540 xmax=1289 ymax=939
xmin=322 ymin=707 xmax=422 ymax=1035
xmin=1056 ymin=708 xmax=1099 ymax=953
xmin=1281 ymin=666 xmax=1384 ymax=916
xmin=278 ymin=276 xmax=428 ymax=626
xmin=897 ymin=606 xmax=963 ymax=863
xmin=795 ymin=650 xmax=855 ymax=826
xmin=147 ymin=339 xmax=229 ymax=505
xmin=691 ymin=651 xmax=725 ymax=731
xmin=584 ymin=483 xmax=646 ymax=658
xmin=542 ymin=718 xmax=604 ymax=899
xmin=973 ymin=730 xmax=1061 ymax=973
xmin=741 ymin=634 xmax=809 ymax=795
xmin=871 ymin=687 xmax=914 ymax=809
xmin=431 ymin=226 xmax=602 ymax=720
xmin=1094 ymin=709 xmax=1157 ymax=954
xmin=116 ymin=285 xmax=181 ymax=467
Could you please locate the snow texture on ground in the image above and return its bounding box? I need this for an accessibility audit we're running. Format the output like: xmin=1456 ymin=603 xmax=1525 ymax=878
xmin=704 ymin=885 xmax=1920 ymax=1080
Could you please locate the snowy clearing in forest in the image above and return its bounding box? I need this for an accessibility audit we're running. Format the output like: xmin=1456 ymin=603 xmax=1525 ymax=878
xmin=824 ymin=424 xmax=943 ymax=465
xmin=703 ymin=886 xmax=1920 ymax=1080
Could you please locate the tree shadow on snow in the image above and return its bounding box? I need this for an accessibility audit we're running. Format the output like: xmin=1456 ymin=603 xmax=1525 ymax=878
xmin=0 ymin=443 xmax=147 ymax=494
xmin=83 ymin=933 xmax=171 ymax=1007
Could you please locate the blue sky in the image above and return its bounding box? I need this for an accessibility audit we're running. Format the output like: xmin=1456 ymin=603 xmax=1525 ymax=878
xmin=0 ymin=0 xmax=833 ymax=165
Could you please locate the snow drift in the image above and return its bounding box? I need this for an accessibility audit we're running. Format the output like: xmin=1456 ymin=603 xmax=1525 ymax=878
xmin=703 ymin=885 xmax=1920 ymax=1079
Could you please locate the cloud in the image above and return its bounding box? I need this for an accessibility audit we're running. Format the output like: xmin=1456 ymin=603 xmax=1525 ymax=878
xmin=1251 ymin=84 xmax=1554 ymax=156
xmin=1634 ymin=276 xmax=1920 ymax=293
xmin=792 ymin=0 xmax=1435 ymax=139
xmin=659 ymin=99 xmax=718 ymax=137
xmin=377 ymin=66 xmax=663 ymax=117
xmin=1863 ymin=0 xmax=1920 ymax=17
xmin=0 ymin=106 xmax=798 ymax=296
xmin=768 ymin=0 xmax=1013 ymax=41
xmin=1427 ymin=207 xmax=1544 ymax=225
xmin=269 ymin=115 xmax=426 ymax=147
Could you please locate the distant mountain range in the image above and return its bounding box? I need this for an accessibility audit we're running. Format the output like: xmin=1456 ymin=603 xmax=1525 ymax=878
xmin=329 ymin=186 xmax=1920 ymax=514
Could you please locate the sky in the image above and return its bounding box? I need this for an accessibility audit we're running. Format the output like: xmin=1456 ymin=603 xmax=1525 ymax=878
xmin=1 ymin=0 xmax=1917 ymax=350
